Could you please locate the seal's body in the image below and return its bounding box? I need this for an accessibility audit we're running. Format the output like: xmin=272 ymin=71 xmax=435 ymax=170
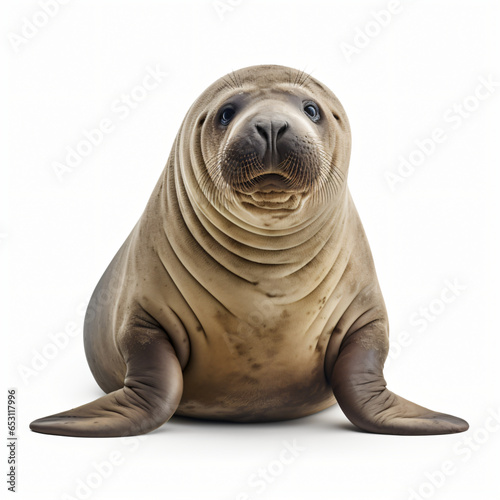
xmin=31 ymin=66 xmax=468 ymax=436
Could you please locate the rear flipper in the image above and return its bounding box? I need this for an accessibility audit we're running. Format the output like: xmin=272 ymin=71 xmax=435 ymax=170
xmin=30 ymin=330 xmax=183 ymax=437
xmin=331 ymin=322 xmax=469 ymax=435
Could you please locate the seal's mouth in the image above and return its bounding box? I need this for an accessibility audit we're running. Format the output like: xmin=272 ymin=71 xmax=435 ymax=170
xmin=234 ymin=173 xmax=304 ymax=210
xmin=240 ymin=192 xmax=301 ymax=210
xmin=237 ymin=173 xmax=292 ymax=194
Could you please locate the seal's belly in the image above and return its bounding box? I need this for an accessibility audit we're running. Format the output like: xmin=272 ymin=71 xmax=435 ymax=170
xmin=175 ymin=310 xmax=337 ymax=422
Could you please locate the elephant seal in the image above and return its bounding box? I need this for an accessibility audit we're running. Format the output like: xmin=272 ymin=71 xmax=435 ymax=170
xmin=30 ymin=65 xmax=468 ymax=437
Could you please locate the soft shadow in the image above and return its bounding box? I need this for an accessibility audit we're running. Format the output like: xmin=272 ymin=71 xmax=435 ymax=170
xmin=162 ymin=404 xmax=354 ymax=434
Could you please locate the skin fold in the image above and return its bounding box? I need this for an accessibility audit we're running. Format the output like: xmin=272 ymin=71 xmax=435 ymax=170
xmin=30 ymin=65 xmax=468 ymax=437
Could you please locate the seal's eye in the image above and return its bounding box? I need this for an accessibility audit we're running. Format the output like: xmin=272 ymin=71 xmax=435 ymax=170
xmin=220 ymin=107 xmax=235 ymax=126
xmin=303 ymin=102 xmax=320 ymax=122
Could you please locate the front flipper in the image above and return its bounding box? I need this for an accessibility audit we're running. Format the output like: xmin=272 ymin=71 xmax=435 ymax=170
xmin=331 ymin=322 xmax=469 ymax=435
xmin=30 ymin=330 xmax=183 ymax=437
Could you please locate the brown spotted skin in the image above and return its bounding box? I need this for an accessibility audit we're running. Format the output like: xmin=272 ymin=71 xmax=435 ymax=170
xmin=30 ymin=65 xmax=468 ymax=437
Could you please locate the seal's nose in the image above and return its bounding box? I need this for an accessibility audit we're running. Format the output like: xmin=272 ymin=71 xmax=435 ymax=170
xmin=254 ymin=118 xmax=288 ymax=152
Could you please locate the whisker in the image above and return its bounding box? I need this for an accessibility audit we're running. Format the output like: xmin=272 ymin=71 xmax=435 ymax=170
xmin=195 ymin=136 xmax=345 ymax=211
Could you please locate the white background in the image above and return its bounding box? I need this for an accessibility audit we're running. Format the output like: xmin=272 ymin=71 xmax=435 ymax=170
xmin=2 ymin=1 xmax=500 ymax=499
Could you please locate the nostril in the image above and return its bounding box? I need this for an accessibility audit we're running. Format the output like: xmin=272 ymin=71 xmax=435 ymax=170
xmin=276 ymin=122 xmax=288 ymax=141
xmin=255 ymin=124 xmax=268 ymax=141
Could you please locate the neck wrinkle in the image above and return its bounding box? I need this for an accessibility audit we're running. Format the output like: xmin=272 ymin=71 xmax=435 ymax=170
xmin=152 ymin=152 xmax=351 ymax=309
xmin=170 ymin=151 xmax=348 ymax=278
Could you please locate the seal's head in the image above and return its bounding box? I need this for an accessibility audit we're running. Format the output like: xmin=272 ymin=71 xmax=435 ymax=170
xmin=181 ymin=65 xmax=351 ymax=230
